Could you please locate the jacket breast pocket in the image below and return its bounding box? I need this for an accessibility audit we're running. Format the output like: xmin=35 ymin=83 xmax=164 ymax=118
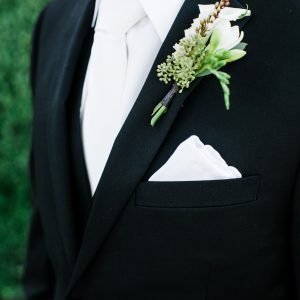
xmin=135 ymin=175 xmax=261 ymax=208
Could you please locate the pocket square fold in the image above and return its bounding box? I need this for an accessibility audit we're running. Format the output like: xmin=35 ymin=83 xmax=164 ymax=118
xmin=149 ymin=135 xmax=242 ymax=182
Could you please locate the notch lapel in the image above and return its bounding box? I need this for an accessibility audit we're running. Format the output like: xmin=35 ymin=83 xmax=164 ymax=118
xmin=67 ymin=0 xmax=250 ymax=291
xmin=46 ymin=0 xmax=94 ymax=267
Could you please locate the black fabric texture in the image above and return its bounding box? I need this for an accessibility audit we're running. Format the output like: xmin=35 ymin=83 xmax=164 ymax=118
xmin=23 ymin=0 xmax=300 ymax=299
xmin=67 ymin=27 xmax=94 ymax=244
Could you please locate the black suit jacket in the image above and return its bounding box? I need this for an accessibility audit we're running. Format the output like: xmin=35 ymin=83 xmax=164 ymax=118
xmin=23 ymin=0 xmax=300 ymax=299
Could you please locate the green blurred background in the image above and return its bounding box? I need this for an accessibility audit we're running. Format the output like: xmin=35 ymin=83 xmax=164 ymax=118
xmin=0 ymin=0 xmax=47 ymax=299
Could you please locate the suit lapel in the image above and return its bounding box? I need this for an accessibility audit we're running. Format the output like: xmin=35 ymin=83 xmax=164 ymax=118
xmin=46 ymin=0 xmax=94 ymax=266
xmin=67 ymin=0 xmax=250 ymax=291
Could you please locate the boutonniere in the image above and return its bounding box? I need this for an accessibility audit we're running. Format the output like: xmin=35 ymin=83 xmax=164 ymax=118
xmin=151 ymin=0 xmax=251 ymax=126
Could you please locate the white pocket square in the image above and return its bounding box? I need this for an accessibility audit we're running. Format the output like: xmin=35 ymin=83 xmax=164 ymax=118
xmin=149 ymin=135 xmax=242 ymax=182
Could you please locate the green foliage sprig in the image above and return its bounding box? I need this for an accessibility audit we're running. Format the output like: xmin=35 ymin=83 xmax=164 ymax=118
xmin=151 ymin=1 xmax=251 ymax=126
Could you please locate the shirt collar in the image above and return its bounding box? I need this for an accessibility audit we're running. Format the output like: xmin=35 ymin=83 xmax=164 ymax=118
xmin=92 ymin=0 xmax=185 ymax=42
xmin=139 ymin=0 xmax=185 ymax=41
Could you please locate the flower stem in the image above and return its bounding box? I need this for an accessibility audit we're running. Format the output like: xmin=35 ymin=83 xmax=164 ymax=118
xmin=151 ymin=83 xmax=179 ymax=127
xmin=150 ymin=105 xmax=167 ymax=127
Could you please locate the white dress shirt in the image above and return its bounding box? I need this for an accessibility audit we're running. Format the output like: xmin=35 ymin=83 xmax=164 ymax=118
xmin=81 ymin=0 xmax=185 ymax=194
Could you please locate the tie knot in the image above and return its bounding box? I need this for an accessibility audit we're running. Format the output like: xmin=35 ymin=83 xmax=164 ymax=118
xmin=95 ymin=0 xmax=146 ymax=34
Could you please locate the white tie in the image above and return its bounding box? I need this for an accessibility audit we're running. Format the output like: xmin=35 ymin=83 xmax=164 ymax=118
xmin=81 ymin=0 xmax=146 ymax=195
